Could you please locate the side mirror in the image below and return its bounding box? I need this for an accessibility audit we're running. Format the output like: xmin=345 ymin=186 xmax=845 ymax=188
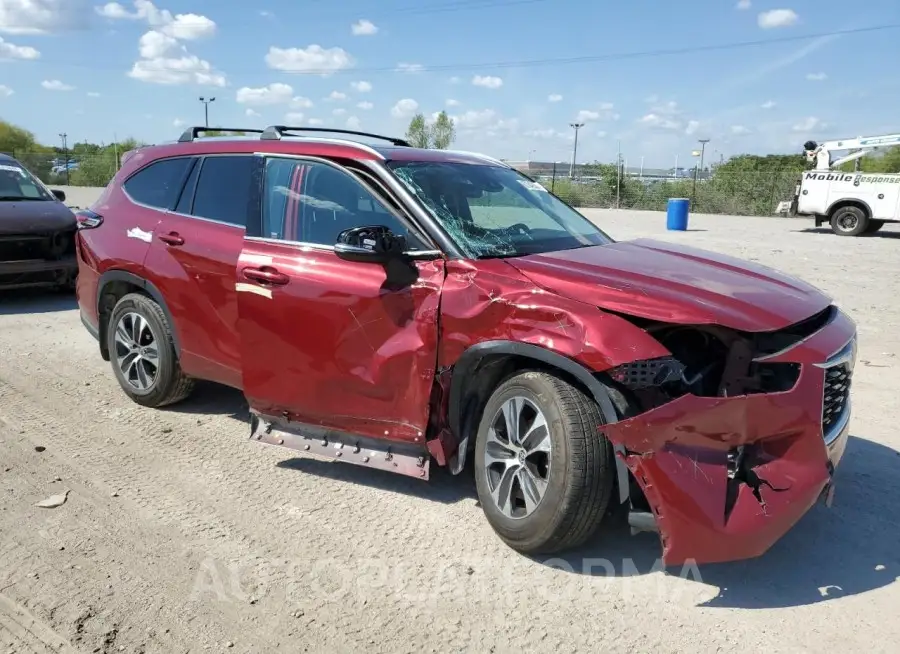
xmin=334 ymin=225 xmax=408 ymax=264
xmin=51 ymin=189 xmax=66 ymax=202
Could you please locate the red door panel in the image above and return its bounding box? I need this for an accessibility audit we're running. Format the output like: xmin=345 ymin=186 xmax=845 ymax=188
xmin=143 ymin=214 xmax=245 ymax=387
xmin=236 ymin=239 xmax=444 ymax=444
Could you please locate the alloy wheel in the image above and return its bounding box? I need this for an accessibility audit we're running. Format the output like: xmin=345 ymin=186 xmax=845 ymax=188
xmin=113 ymin=311 xmax=160 ymax=391
xmin=483 ymin=396 xmax=552 ymax=519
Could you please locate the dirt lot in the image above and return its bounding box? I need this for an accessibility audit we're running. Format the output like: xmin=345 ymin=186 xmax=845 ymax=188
xmin=1 ymin=210 xmax=898 ymax=653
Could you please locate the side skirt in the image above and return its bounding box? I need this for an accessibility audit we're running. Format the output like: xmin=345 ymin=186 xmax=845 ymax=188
xmin=249 ymin=411 xmax=431 ymax=480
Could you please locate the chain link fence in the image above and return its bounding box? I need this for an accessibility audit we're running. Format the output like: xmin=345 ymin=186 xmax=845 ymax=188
xmin=539 ymin=171 xmax=801 ymax=216
xmin=4 ymin=151 xmax=122 ymax=188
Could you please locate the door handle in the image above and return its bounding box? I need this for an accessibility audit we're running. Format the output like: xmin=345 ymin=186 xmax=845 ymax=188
xmin=158 ymin=232 xmax=184 ymax=246
xmin=242 ymin=266 xmax=290 ymax=286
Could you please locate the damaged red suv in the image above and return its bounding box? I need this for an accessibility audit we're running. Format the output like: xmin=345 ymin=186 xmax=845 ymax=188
xmin=75 ymin=126 xmax=856 ymax=565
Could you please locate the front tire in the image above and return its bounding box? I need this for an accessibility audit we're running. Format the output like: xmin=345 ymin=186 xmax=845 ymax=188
xmin=106 ymin=292 xmax=195 ymax=408
xmin=830 ymin=206 xmax=869 ymax=236
xmin=473 ymin=370 xmax=615 ymax=555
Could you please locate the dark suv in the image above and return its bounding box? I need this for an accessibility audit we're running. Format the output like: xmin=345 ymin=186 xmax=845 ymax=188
xmin=76 ymin=126 xmax=856 ymax=566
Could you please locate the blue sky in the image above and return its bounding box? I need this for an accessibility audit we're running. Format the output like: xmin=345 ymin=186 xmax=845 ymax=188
xmin=1 ymin=0 xmax=898 ymax=167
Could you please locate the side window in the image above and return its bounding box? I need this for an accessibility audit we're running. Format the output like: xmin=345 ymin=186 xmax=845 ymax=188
xmin=174 ymin=158 xmax=200 ymax=214
xmin=123 ymin=157 xmax=192 ymax=209
xmin=191 ymin=155 xmax=255 ymax=227
xmin=262 ymin=157 xmax=425 ymax=248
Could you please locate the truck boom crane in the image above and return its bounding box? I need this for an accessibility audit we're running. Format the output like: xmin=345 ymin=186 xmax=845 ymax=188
xmin=804 ymin=132 xmax=900 ymax=170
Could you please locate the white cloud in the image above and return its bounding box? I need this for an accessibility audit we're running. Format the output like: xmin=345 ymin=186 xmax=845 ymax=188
xmin=806 ymin=72 xmax=827 ymax=81
xmin=266 ymin=44 xmax=354 ymax=75
xmin=472 ymin=75 xmax=503 ymax=89
xmin=449 ymin=76 xmax=460 ymax=84
xmin=173 ymin=118 xmax=185 ymax=127
xmin=736 ymin=0 xmax=751 ymax=9
xmin=731 ymin=125 xmax=751 ymax=135
xmin=391 ymin=98 xmax=419 ymax=119
xmin=97 ymin=1 xmax=216 ymax=39
xmin=547 ymin=94 xmax=562 ymax=102
xmin=761 ymin=100 xmax=776 ymax=109
xmin=332 ymin=108 xmax=346 ymax=116
xmin=87 ymin=91 xmax=100 ymax=97
xmin=128 ymin=53 xmax=225 ymax=86
xmin=0 ymin=0 xmax=90 ymax=35
xmin=308 ymin=118 xmax=324 ymax=126
xmin=576 ymin=110 xmax=600 ymax=122
xmin=525 ymin=128 xmax=566 ymax=140
xmin=291 ymin=96 xmax=313 ymax=109
xmin=259 ymin=10 xmax=273 ymax=18
xmin=448 ymin=109 xmax=517 ymax=134
xmin=793 ymin=116 xmax=826 ymax=132
xmin=640 ymin=113 xmax=681 ymax=130
xmin=41 ymin=79 xmax=74 ymax=91
xmin=396 ymin=62 xmax=423 ymax=73
xmin=350 ymin=19 xmax=377 ymax=36
xmin=685 ymin=120 xmax=701 ymax=136
xmin=284 ymin=112 xmax=304 ymax=123
xmin=346 ymin=116 xmax=361 ymax=130
xmin=357 ymin=101 xmax=373 ymax=110
xmin=758 ymin=9 xmax=798 ymax=29
xmin=0 ymin=35 xmax=38 ymax=59
xmin=105 ymin=3 xmax=223 ymax=86
xmin=245 ymin=108 xmax=261 ymax=118
xmin=446 ymin=98 xmax=460 ymax=107
xmin=327 ymin=90 xmax=347 ymax=101
xmin=350 ymin=80 xmax=372 ymax=92
xmin=597 ymin=131 xmax=607 ymax=138
xmin=575 ymin=103 xmax=617 ymax=123
xmin=138 ymin=29 xmax=178 ymax=58
xmin=0 ymin=84 xmax=12 ymax=97
xmin=236 ymin=82 xmax=293 ymax=105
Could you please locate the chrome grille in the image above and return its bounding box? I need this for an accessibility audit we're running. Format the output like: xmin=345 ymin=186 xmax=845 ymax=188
xmin=822 ymin=363 xmax=851 ymax=434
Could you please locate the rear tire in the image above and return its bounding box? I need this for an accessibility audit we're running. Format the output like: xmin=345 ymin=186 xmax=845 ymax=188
xmin=830 ymin=206 xmax=869 ymax=236
xmin=473 ymin=370 xmax=615 ymax=555
xmin=106 ymin=292 xmax=195 ymax=408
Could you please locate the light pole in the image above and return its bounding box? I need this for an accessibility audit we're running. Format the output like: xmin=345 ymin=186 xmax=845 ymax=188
xmin=691 ymin=138 xmax=710 ymax=207
xmin=199 ymin=96 xmax=216 ymax=127
xmin=569 ymin=122 xmax=584 ymax=178
xmin=59 ymin=132 xmax=69 ymax=185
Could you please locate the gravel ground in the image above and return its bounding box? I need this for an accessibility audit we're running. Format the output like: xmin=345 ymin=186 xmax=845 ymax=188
xmin=1 ymin=210 xmax=898 ymax=653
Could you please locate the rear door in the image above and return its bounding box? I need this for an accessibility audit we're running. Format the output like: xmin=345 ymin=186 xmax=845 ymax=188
xmin=143 ymin=154 xmax=257 ymax=388
xmin=236 ymin=155 xmax=445 ymax=443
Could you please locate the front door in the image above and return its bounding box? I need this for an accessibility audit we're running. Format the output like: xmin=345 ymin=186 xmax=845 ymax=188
xmin=236 ymin=155 xmax=445 ymax=444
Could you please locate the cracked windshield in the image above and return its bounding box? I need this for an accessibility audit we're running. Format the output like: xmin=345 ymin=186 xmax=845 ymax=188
xmin=390 ymin=161 xmax=611 ymax=258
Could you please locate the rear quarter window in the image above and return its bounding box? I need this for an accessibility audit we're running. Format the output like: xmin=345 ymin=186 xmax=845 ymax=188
xmin=123 ymin=157 xmax=193 ymax=209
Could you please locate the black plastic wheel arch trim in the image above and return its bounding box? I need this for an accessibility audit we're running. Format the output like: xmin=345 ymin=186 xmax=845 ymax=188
xmin=446 ymin=340 xmax=630 ymax=503
xmin=96 ymin=270 xmax=182 ymax=356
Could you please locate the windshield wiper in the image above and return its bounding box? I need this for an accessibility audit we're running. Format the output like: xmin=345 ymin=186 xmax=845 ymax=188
xmin=477 ymin=251 xmax=529 ymax=259
xmin=0 ymin=196 xmax=47 ymax=201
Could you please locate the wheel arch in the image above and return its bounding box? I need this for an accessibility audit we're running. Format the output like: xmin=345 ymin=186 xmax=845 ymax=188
xmin=446 ymin=340 xmax=631 ymax=504
xmin=97 ymin=270 xmax=181 ymax=361
xmin=827 ymin=198 xmax=872 ymax=220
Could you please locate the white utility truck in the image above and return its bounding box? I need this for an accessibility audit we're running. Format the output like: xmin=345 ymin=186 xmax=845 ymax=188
xmin=775 ymin=133 xmax=900 ymax=236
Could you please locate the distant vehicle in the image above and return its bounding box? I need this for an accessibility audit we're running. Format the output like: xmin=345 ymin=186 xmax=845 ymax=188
xmin=75 ymin=125 xmax=855 ymax=566
xmin=0 ymin=153 xmax=77 ymax=291
xmin=776 ymin=133 xmax=900 ymax=235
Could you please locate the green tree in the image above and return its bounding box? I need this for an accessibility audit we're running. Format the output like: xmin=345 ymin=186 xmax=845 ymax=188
xmin=405 ymin=112 xmax=456 ymax=149
xmin=0 ymin=119 xmax=55 ymax=181
xmin=405 ymin=114 xmax=430 ymax=148
xmin=431 ymin=111 xmax=456 ymax=149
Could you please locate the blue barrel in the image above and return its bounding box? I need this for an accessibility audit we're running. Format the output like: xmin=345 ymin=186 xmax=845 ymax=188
xmin=666 ymin=198 xmax=690 ymax=231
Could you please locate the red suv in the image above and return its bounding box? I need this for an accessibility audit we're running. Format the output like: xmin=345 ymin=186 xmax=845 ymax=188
xmin=76 ymin=126 xmax=856 ymax=566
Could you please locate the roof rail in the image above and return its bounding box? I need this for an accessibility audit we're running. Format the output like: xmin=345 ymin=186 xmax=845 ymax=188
xmin=177 ymin=127 xmax=265 ymax=143
xmin=260 ymin=125 xmax=410 ymax=147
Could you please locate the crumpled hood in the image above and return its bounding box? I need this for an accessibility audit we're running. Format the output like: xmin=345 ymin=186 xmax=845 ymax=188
xmin=507 ymin=238 xmax=832 ymax=332
xmin=0 ymin=199 xmax=76 ymax=236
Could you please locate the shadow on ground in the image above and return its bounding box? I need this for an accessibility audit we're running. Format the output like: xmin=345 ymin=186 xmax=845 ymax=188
xmin=795 ymin=227 xmax=900 ymax=239
xmin=543 ymin=434 xmax=900 ymax=608
xmin=160 ymin=380 xmax=249 ymax=422
xmin=0 ymin=290 xmax=76 ymax=315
